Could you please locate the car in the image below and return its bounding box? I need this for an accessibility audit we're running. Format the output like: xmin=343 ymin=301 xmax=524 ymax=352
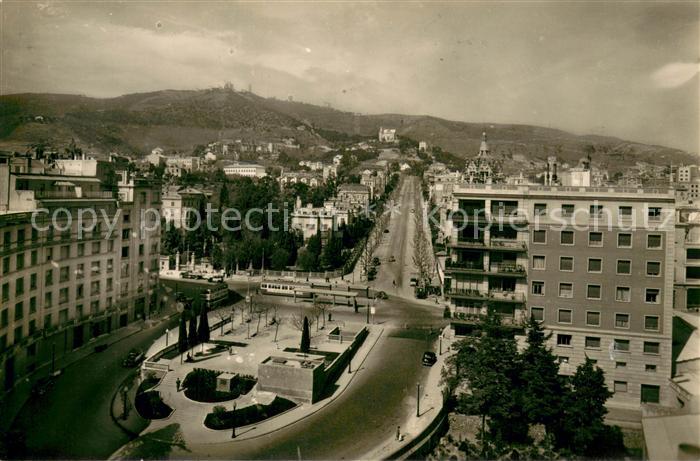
xmin=122 ymin=348 xmax=145 ymax=368
xmin=208 ymin=275 xmax=224 ymax=283
xmin=376 ymin=291 xmax=388 ymax=299
xmin=372 ymin=257 xmax=381 ymax=266
xmin=409 ymin=277 xmax=418 ymax=287
xmin=384 ymin=229 xmax=390 ymax=233
xmin=422 ymin=351 xmax=437 ymax=366
xmin=31 ymin=376 xmax=55 ymax=397
xmin=411 ymin=208 xmax=415 ymax=213
xmin=388 ymin=256 xmax=396 ymax=262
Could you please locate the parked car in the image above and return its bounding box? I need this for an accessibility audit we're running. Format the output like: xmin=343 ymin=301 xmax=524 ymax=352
xmin=376 ymin=291 xmax=388 ymax=299
xmin=31 ymin=376 xmax=55 ymax=397
xmin=122 ymin=348 xmax=145 ymax=368
xmin=422 ymin=351 xmax=437 ymax=366
xmin=384 ymin=229 xmax=390 ymax=233
xmin=388 ymin=256 xmax=396 ymax=262
xmin=372 ymin=257 xmax=381 ymax=266
xmin=207 ymin=274 xmax=224 ymax=283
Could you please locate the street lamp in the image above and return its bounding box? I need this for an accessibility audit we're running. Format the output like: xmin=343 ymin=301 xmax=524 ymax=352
xmin=165 ymin=328 xmax=169 ymax=347
xmin=416 ymin=383 xmax=421 ymax=417
xmin=231 ymin=401 xmax=237 ymax=438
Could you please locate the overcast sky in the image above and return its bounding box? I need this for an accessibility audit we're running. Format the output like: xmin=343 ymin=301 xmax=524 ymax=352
xmin=1 ymin=1 xmax=698 ymax=153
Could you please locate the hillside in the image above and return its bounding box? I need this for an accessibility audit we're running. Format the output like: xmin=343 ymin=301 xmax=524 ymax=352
xmin=0 ymin=89 xmax=695 ymax=172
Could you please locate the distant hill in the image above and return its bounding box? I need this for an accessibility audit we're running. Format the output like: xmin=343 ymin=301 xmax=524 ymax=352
xmin=0 ymin=89 xmax=695 ymax=173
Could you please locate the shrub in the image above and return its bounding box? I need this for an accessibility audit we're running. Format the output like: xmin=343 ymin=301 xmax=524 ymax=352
xmin=183 ymin=369 xmax=256 ymax=403
xmin=135 ymin=391 xmax=172 ymax=419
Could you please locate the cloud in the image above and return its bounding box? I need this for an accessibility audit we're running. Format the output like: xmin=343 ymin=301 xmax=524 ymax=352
xmin=651 ymin=62 xmax=700 ymax=89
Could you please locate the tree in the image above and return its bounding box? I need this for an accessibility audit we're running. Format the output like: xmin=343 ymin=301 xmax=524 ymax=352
xmin=270 ymin=247 xmax=290 ymax=270
xmin=178 ymin=313 xmax=189 ymax=353
xmin=556 ymin=357 xmax=614 ymax=456
xmin=520 ymin=316 xmax=565 ymax=434
xmin=321 ymin=232 xmax=344 ymax=269
xmin=297 ymin=248 xmax=319 ymax=272
xmin=300 ymin=316 xmax=311 ymax=353
xmin=197 ymin=306 xmax=210 ymax=343
xmin=188 ymin=310 xmax=198 ymax=349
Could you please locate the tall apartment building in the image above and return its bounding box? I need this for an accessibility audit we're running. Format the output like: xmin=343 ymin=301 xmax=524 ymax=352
xmin=444 ymin=184 xmax=676 ymax=408
xmin=0 ymin=154 xmax=161 ymax=392
xmin=674 ymin=203 xmax=700 ymax=312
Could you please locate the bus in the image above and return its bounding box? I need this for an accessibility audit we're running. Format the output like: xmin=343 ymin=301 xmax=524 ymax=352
xmin=259 ymin=281 xmax=313 ymax=298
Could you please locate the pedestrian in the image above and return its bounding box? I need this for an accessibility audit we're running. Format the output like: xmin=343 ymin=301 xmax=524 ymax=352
xmin=396 ymin=425 xmax=401 ymax=441
xmin=176 ymin=377 xmax=181 ymax=392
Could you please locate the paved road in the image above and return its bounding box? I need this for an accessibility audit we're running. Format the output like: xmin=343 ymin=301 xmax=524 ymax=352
xmin=11 ymin=318 xmax=178 ymax=459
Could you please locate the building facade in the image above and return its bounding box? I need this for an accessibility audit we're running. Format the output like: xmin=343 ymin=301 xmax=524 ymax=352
xmin=0 ymin=156 xmax=161 ymax=393
xmin=222 ymin=162 xmax=267 ymax=178
xmin=444 ymin=184 xmax=676 ymax=408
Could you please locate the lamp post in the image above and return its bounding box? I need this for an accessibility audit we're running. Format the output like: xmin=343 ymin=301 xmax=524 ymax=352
xmin=165 ymin=328 xmax=169 ymax=347
xmin=416 ymin=383 xmax=421 ymax=417
xmin=231 ymin=401 xmax=237 ymax=438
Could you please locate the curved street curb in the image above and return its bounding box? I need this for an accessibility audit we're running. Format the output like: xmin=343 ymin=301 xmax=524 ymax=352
xmin=109 ymin=371 xmax=143 ymax=438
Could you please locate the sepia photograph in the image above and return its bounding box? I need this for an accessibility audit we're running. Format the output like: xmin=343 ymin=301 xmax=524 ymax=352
xmin=0 ymin=1 xmax=698 ymax=460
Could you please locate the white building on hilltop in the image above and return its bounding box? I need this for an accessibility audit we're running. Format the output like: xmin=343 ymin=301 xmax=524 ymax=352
xmin=378 ymin=127 xmax=397 ymax=143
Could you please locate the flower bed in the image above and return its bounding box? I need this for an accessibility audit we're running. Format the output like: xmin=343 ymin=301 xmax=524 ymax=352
xmin=204 ymin=397 xmax=297 ymax=430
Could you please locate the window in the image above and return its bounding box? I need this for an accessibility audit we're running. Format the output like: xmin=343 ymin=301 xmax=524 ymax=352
xmin=122 ymin=229 xmax=130 ymax=240
xmin=532 ymin=255 xmax=545 ymax=270
xmin=617 ymin=260 xmax=631 ymax=275
xmin=615 ymin=313 xmax=630 ymax=328
xmin=1 ymin=283 xmax=8 ymax=302
xmin=559 ymin=256 xmax=574 ymax=271
xmin=588 ymin=231 xmax=603 ymax=247
xmin=587 ymin=284 xmax=601 ymax=299
xmin=558 ymin=309 xmax=572 ymax=323
xmin=533 ymin=230 xmax=546 ymax=244
xmin=617 ymin=233 xmax=632 ymax=248
xmin=615 ymin=361 xmax=627 ymax=369
xmin=92 ymin=241 xmax=101 ymax=254
xmin=139 ymin=244 xmax=144 ymax=256
xmin=138 ymin=261 xmax=145 ymax=274
xmin=562 ymin=204 xmax=574 ymax=217
xmin=15 ymin=277 xmax=24 ymax=296
xmin=14 ymin=301 xmax=23 ymax=321
xmin=559 ymin=283 xmax=573 ymax=298
xmin=2 ymin=257 xmax=9 ymax=274
xmin=590 ymin=204 xmax=604 ymax=217
xmin=586 ymin=311 xmax=601 ymax=326
xmin=59 ymin=287 xmax=68 ymax=304
xmin=532 ymin=281 xmax=544 ymax=295
xmin=641 ymin=385 xmax=660 ymax=403
xmin=534 ymin=203 xmax=547 ymax=216
xmin=91 ymin=281 xmax=100 ymax=295
xmin=16 ymin=253 xmax=24 ymax=270
xmin=107 ymin=278 xmax=113 ymax=292
xmin=45 ymin=269 xmax=53 ymax=286
xmin=121 ymin=246 xmax=129 ymax=258
xmin=558 ymin=356 xmax=569 ymax=364
xmin=0 ymin=309 xmax=6 ymax=328
xmin=31 ymin=250 xmax=37 ymax=265
xmin=646 ymin=261 xmax=661 ymax=276
xmin=76 ymin=263 xmax=84 ymax=279
xmin=91 ymin=300 xmax=100 ymax=314
xmin=44 ymin=313 xmax=52 ymax=329
xmin=44 ymin=292 xmax=52 ymax=308
xmin=46 ymin=247 xmax=53 ymax=262
xmin=107 ymin=259 xmax=113 ymax=273
xmin=585 ymin=336 xmax=601 ymax=349
xmin=76 ymin=284 xmax=84 ymax=299
xmin=60 ymin=266 xmax=70 ymax=282
xmin=30 ymin=273 xmax=37 ymax=290
xmin=646 ymin=288 xmax=660 ymax=304
xmin=616 ymin=286 xmax=631 ymax=302
xmin=619 ymin=206 xmax=632 ymax=218
xmin=647 ymin=234 xmax=662 ymax=249
xmin=77 ymin=243 xmax=85 ymax=257
xmin=560 ymin=231 xmax=574 ymax=245
xmin=60 ymin=245 xmax=70 ymax=259
xmin=91 ymin=261 xmax=100 ymax=274
xmin=647 ymin=207 xmax=662 ymax=220
xmin=645 ymin=364 xmax=657 ymax=372
xmin=614 ymin=381 xmax=628 ymax=393
xmin=687 ymin=249 xmax=700 ymax=260
xmin=530 ymin=307 xmax=544 ymax=322
xmin=557 ymin=334 xmax=572 ymax=346
xmin=613 ymin=339 xmax=630 ymax=352
xmin=588 ymin=258 xmax=602 ymax=273
xmin=645 ymin=316 xmax=659 ymax=331
xmin=644 ymin=342 xmax=660 ymax=355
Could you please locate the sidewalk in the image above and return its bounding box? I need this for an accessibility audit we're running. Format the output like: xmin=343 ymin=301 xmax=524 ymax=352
xmin=362 ymin=328 xmax=452 ymax=460
xmin=110 ymin=324 xmax=385 ymax=458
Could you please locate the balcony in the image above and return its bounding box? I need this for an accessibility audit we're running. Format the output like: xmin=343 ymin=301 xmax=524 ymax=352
xmin=451 ymin=239 xmax=488 ymax=250
xmin=489 ymin=263 xmax=526 ymax=276
xmin=445 ymin=259 xmax=486 ymax=273
xmin=488 ymin=238 xmax=527 ymax=251
xmin=445 ymin=260 xmax=526 ymax=277
xmin=447 ymin=288 xmax=525 ymax=304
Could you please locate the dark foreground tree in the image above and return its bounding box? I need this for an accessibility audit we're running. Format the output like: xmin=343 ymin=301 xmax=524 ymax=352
xmin=178 ymin=313 xmax=189 ymax=353
xmin=198 ymin=306 xmax=210 ymax=343
xmin=188 ymin=310 xmax=198 ymax=349
xmin=300 ymin=316 xmax=311 ymax=353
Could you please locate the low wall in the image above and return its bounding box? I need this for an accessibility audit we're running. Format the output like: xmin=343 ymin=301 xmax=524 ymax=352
xmin=258 ymin=355 xmax=326 ymax=403
xmin=323 ymin=327 xmax=369 ymax=388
